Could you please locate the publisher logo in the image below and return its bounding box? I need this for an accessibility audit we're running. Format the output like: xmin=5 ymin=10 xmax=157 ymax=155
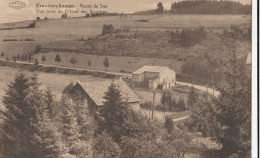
xmin=9 ymin=1 xmax=26 ymax=9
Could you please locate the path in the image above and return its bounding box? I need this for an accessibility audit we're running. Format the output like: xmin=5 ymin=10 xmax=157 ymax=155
xmin=130 ymin=104 xmax=190 ymax=122
xmin=176 ymin=81 xmax=220 ymax=97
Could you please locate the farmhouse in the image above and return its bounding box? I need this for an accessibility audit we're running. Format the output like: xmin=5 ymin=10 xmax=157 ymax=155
xmin=132 ymin=65 xmax=176 ymax=90
xmin=63 ymin=79 xmax=141 ymax=114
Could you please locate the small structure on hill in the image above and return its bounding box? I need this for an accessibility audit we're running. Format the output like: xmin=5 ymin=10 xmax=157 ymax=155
xmin=102 ymin=24 xmax=114 ymax=35
xmin=132 ymin=65 xmax=176 ymax=90
xmin=63 ymin=79 xmax=141 ymax=114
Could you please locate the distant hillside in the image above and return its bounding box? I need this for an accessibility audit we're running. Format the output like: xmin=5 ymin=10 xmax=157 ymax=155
xmin=134 ymin=0 xmax=251 ymax=15
xmin=134 ymin=9 xmax=157 ymax=15
xmin=171 ymin=0 xmax=251 ymax=14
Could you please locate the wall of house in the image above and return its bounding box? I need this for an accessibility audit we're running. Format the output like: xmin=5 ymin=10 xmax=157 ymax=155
xmin=132 ymin=73 xmax=144 ymax=83
xmin=144 ymin=72 xmax=159 ymax=82
xmin=149 ymin=79 xmax=159 ymax=90
xmin=68 ymin=83 xmax=98 ymax=115
xmin=69 ymin=84 xmax=87 ymax=105
xmin=159 ymin=69 xmax=176 ymax=84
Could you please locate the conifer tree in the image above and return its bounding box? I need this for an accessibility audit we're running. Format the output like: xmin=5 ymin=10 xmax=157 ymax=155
xmin=43 ymin=87 xmax=57 ymax=119
xmin=187 ymin=86 xmax=199 ymax=109
xmin=93 ymin=131 xmax=121 ymax=158
xmin=103 ymin=57 xmax=110 ymax=71
xmin=33 ymin=107 xmax=67 ymax=158
xmin=165 ymin=116 xmax=174 ymax=134
xmin=60 ymin=96 xmax=92 ymax=157
xmin=1 ymin=72 xmax=32 ymax=157
xmin=98 ymin=83 xmax=127 ymax=143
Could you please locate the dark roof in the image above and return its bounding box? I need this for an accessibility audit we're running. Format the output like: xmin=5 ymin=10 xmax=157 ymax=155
xmin=62 ymin=80 xmax=80 ymax=94
xmin=64 ymin=79 xmax=141 ymax=106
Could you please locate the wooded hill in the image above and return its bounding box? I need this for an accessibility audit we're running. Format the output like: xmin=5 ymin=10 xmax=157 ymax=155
xmin=135 ymin=0 xmax=251 ymax=15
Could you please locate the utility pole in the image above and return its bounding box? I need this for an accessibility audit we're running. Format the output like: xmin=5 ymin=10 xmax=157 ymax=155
xmin=212 ymin=72 xmax=215 ymax=97
xmin=152 ymin=90 xmax=155 ymax=120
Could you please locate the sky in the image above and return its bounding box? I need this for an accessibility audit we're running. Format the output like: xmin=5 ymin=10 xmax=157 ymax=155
xmin=0 ymin=0 xmax=252 ymax=23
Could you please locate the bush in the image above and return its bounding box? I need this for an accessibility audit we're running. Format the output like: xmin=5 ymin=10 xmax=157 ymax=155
xmin=139 ymin=101 xmax=152 ymax=109
xmin=45 ymin=67 xmax=56 ymax=73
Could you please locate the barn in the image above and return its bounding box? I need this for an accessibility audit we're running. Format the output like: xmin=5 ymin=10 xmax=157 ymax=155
xmin=63 ymin=79 xmax=141 ymax=114
xmin=132 ymin=65 xmax=176 ymax=90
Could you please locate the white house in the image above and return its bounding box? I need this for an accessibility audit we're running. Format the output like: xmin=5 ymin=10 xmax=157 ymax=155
xmin=132 ymin=65 xmax=176 ymax=90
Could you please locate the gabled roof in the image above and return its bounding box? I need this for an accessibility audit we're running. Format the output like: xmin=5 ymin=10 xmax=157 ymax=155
xmin=246 ymin=52 xmax=251 ymax=65
xmin=62 ymin=80 xmax=80 ymax=94
xmin=64 ymin=79 xmax=141 ymax=106
xmin=132 ymin=65 xmax=172 ymax=75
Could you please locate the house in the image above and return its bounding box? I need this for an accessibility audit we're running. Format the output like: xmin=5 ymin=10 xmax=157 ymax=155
xmin=246 ymin=52 xmax=251 ymax=75
xmin=63 ymin=79 xmax=141 ymax=114
xmin=132 ymin=65 xmax=176 ymax=90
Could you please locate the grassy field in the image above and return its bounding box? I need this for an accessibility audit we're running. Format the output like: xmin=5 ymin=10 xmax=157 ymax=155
xmin=32 ymin=52 xmax=182 ymax=73
xmin=0 ymin=14 xmax=250 ymax=54
xmin=0 ymin=66 xmax=110 ymax=108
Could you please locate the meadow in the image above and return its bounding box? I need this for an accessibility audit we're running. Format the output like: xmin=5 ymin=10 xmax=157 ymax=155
xmin=0 ymin=14 xmax=251 ymax=41
xmin=0 ymin=14 xmax=251 ymax=54
xmin=33 ymin=52 xmax=182 ymax=73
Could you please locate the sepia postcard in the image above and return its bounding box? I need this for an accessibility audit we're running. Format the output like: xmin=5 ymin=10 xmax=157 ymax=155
xmin=0 ymin=0 xmax=257 ymax=158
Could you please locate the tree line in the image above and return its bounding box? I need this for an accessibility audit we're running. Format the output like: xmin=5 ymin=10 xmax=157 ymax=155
xmin=1 ymin=49 xmax=111 ymax=71
xmin=135 ymin=1 xmax=251 ymax=15
xmin=170 ymin=0 xmax=251 ymax=14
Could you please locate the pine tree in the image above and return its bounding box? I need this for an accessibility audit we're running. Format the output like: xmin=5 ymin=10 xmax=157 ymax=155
xmin=60 ymin=96 xmax=92 ymax=157
xmin=55 ymin=54 xmax=62 ymax=63
xmin=93 ymin=131 xmax=121 ymax=158
xmin=41 ymin=55 xmax=46 ymax=64
xmin=1 ymin=72 xmax=32 ymax=157
xmin=1 ymin=72 xmax=46 ymax=157
xmin=187 ymin=86 xmax=199 ymax=109
xmin=1 ymin=52 xmax=4 ymax=58
xmin=33 ymin=107 xmax=67 ymax=158
xmin=176 ymin=97 xmax=186 ymax=112
xmin=103 ymin=57 xmax=110 ymax=71
xmin=97 ymin=82 xmax=127 ymax=143
xmin=34 ymin=58 xmax=39 ymax=67
xmin=70 ymin=57 xmax=77 ymax=67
